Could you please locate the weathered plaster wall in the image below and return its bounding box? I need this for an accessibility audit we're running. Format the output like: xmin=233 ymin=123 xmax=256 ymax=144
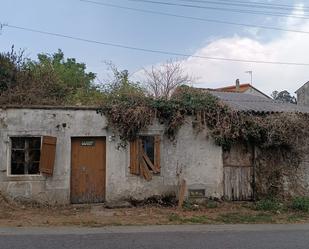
xmin=0 ymin=108 xmax=223 ymax=204
xmin=107 ymin=119 xmax=224 ymax=202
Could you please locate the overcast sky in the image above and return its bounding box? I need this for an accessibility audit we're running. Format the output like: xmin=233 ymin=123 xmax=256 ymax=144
xmin=0 ymin=0 xmax=308 ymax=95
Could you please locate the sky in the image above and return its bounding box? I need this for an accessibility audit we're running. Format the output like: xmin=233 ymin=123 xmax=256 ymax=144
xmin=0 ymin=0 xmax=308 ymax=95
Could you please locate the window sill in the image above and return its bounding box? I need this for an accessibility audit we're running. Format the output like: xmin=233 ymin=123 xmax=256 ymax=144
xmin=5 ymin=174 xmax=46 ymax=182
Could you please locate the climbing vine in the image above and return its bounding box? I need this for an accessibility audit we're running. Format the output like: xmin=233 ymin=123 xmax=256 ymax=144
xmin=98 ymin=85 xmax=309 ymax=150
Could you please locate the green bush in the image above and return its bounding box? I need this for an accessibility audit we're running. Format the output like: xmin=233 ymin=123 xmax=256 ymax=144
xmin=255 ymin=199 xmax=282 ymax=211
xmin=291 ymin=197 xmax=309 ymax=212
xmin=206 ymin=200 xmax=218 ymax=209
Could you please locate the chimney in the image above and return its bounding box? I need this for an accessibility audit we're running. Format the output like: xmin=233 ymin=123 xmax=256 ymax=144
xmin=236 ymin=79 xmax=240 ymax=92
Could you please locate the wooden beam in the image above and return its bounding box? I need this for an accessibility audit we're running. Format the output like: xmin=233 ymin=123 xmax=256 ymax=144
xmin=142 ymin=151 xmax=157 ymax=173
xmin=178 ymin=179 xmax=187 ymax=209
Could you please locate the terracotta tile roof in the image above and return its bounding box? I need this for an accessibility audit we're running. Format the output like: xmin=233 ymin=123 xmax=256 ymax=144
xmin=214 ymin=83 xmax=271 ymax=99
xmin=215 ymin=83 xmax=252 ymax=93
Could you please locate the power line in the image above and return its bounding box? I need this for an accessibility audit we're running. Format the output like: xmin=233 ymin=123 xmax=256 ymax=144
xmin=79 ymin=0 xmax=309 ymax=35
xmin=213 ymin=0 xmax=309 ymax=11
xmin=2 ymin=23 xmax=309 ymax=66
xmin=129 ymin=0 xmax=309 ymax=19
xmin=177 ymin=0 xmax=309 ymax=13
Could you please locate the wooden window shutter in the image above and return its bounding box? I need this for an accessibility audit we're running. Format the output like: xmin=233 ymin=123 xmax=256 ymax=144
xmin=139 ymin=139 xmax=152 ymax=181
xmin=130 ymin=135 xmax=161 ymax=181
xmin=129 ymin=139 xmax=140 ymax=175
xmin=39 ymin=136 xmax=57 ymax=176
xmin=154 ymin=135 xmax=161 ymax=173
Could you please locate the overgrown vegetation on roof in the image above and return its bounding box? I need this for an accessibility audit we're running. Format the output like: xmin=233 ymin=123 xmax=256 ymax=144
xmin=98 ymin=84 xmax=309 ymax=149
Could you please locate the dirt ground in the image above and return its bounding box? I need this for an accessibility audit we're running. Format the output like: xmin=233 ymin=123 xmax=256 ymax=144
xmin=1 ymin=195 xmax=308 ymax=227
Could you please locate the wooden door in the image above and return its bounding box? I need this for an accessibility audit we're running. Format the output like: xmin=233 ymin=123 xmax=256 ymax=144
xmin=71 ymin=137 xmax=106 ymax=204
xmin=223 ymin=144 xmax=254 ymax=201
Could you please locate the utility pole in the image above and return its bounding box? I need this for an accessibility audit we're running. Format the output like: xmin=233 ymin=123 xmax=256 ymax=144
xmin=245 ymin=71 xmax=253 ymax=85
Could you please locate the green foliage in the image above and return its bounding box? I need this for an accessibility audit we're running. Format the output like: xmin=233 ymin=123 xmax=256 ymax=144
xmin=98 ymin=73 xmax=152 ymax=141
xmin=27 ymin=49 xmax=96 ymax=90
xmin=182 ymin=200 xmax=199 ymax=211
xmin=0 ymin=46 xmax=27 ymax=93
xmin=0 ymin=48 xmax=99 ymax=105
xmin=206 ymin=200 xmax=218 ymax=209
xmin=271 ymin=90 xmax=297 ymax=104
xmin=291 ymin=197 xmax=309 ymax=212
xmin=255 ymin=199 xmax=282 ymax=212
xmin=98 ymin=84 xmax=309 ymax=153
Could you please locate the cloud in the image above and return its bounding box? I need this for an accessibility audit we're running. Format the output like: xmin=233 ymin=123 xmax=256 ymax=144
xmin=175 ymin=4 xmax=309 ymax=95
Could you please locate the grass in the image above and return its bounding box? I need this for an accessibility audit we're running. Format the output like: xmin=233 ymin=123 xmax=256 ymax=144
xmin=287 ymin=213 xmax=308 ymax=222
xmin=168 ymin=213 xmax=209 ymax=224
xmin=182 ymin=200 xmax=219 ymax=211
xmin=216 ymin=212 xmax=274 ymax=224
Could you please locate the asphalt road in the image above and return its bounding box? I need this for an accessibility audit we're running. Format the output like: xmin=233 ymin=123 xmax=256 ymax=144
xmin=0 ymin=224 xmax=308 ymax=249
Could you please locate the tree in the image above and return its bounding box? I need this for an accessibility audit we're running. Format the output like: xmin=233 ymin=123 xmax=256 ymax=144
xmin=0 ymin=46 xmax=25 ymax=93
xmin=102 ymin=62 xmax=144 ymax=96
xmin=143 ymin=59 xmax=192 ymax=99
xmin=26 ymin=49 xmax=96 ymax=90
xmin=0 ymin=48 xmax=101 ymax=105
xmin=271 ymin=90 xmax=297 ymax=104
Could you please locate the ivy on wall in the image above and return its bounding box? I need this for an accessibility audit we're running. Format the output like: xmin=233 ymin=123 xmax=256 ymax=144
xmin=98 ymin=85 xmax=309 ymax=150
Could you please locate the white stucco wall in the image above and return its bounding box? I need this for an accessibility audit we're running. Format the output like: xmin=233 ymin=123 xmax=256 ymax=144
xmin=297 ymin=82 xmax=309 ymax=107
xmin=0 ymin=107 xmax=223 ymax=204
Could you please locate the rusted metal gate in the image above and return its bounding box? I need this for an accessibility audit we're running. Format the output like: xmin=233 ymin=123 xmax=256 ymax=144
xmin=223 ymin=144 xmax=254 ymax=201
xmin=71 ymin=137 xmax=106 ymax=204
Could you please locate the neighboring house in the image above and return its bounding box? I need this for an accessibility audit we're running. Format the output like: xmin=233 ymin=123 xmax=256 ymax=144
xmin=214 ymin=81 xmax=270 ymax=99
xmin=296 ymin=81 xmax=309 ymax=107
xmin=0 ymin=93 xmax=308 ymax=204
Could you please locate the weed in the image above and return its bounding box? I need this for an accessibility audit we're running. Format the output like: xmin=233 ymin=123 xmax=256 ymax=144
xmin=182 ymin=201 xmax=200 ymax=211
xmin=168 ymin=213 xmax=209 ymax=224
xmin=206 ymin=200 xmax=218 ymax=209
xmin=255 ymin=199 xmax=282 ymax=212
xmin=168 ymin=213 xmax=181 ymax=222
xmin=216 ymin=212 xmax=273 ymax=224
xmin=287 ymin=214 xmax=308 ymax=222
xmin=185 ymin=215 xmax=209 ymax=224
xmin=291 ymin=197 xmax=309 ymax=212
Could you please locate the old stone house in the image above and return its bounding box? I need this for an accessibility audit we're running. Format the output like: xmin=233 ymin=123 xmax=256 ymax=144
xmin=0 ymin=92 xmax=308 ymax=204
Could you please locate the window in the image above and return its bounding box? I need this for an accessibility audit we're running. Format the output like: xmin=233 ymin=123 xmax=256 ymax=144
xmin=142 ymin=136 xmax=155 ymax=165
xmin=129 ymin=135 xmax=161 ymax=181
xmin=11 ymin=137 xmax=41 ymax=175
xmin=10 ymin=136 xmax=57 ymax=176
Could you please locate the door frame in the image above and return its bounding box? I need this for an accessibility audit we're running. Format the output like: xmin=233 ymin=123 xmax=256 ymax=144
xmin=70 ymin=136 xmax=106 ymax=204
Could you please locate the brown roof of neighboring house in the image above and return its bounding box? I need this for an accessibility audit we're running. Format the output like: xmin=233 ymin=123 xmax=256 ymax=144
xmin=214 ymin=83 xmax=271 ymax=99
xmin=215 ymin=83 xmax=252 ymax=93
